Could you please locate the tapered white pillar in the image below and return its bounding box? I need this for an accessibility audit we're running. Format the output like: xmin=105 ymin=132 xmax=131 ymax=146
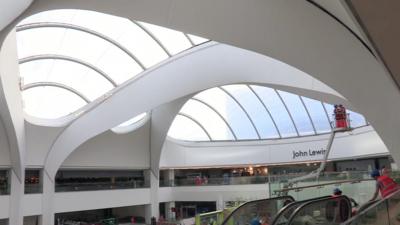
xmin=41 ymin=171 xmax=55 ymax=225
xmin=145 ymin=170 xmax=159 ymax=224
xmin=9 ymin=169 xmax=24 ymax=225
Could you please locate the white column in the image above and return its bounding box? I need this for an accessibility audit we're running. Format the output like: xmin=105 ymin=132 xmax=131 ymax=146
xmin=40 ymin=171 xmax=55 ymax=225
xmin=163 ymin=169 xmax=175 ymax=186
xmin=165 ymin=202 xmax=176 ymax=221
xmin=9 ymin=169 xmax=24 ymax=225
xmin=216 ymin=196 xmax=224 ymax=211
xmin=145 ymin=170 xmax=159 ymax=224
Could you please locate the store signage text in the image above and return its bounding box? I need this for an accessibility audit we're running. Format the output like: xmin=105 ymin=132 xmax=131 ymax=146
xmin=292 ymin=148 xmax=327 ymax=159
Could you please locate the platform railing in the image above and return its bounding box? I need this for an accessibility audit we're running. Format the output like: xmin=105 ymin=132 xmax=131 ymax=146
xmin=341 ymin=189 xmax=400 ymax=225
xmin=160 ymin=171 xmax=373 ymax=188
xmin=160 ymin=175 xmax=269 ymax=187
xmin=271 ymin=173 xmax=375 ymax=205
xmin=55 ymin=179 xmax=149 ymax=192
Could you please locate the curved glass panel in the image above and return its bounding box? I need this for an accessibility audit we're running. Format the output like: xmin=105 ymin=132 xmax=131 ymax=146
xmin=169 ymin=85 xmax=370 ymax=142
xmin=168 ymin=115 xmax=211 ymax=141
xmin=17 ymin=27 xmax=143 ymax=84
xmin=117 ymin=22 xmax=169 ymax=68
xmin=323 ymin=103 xmax=335 ymax=125
xmin=301 ymin=97 xmax=331 ymax=134
xmin=22 ymin=87 xmax=87 ymax=119
xmin=180 ymin=100 xmax=235 ymax=140
xmin=251 ymin=86 xmax=297 ymax=137
xmin=20 ymin=59 xmax=114 ymax=100
xmin=139 ymin=22 xmax=192 ymax=54
xmin=223 ymin=85 xmax=279 ymax=139
xmin=194 ymin=87 xmax=258 ymax=140
xmin=277 ymin=90 xmax=314 ymax=135
xmin=348 ymin=110 xmax=367 ymax=127
xmin=16 ymin=9 xmax=207 ymax=120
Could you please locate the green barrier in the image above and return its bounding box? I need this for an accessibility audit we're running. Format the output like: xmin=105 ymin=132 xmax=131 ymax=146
xmin=195 ymin=207 xmax=236 ymax=225
xmin=101 ymin=218 xmax=117 ymax=225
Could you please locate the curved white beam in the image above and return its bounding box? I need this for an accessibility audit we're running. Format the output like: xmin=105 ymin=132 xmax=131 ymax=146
xmin=43 ymin=43 xmax=348 ymax=178
xmin=2 ymin=0 xmax=400 ymax=175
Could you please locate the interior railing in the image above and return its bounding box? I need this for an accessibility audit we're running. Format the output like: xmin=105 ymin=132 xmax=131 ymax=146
xmin=220 ymin=196 xmax=295 ymax=225
xmin=287 ymin=195 xmax=352 ymax=225
xmin=341 ymin=190 xmax=400 ymax=225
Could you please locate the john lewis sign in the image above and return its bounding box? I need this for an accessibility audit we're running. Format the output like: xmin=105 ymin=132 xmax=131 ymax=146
xmin=292 ymin=148 xmax=327 ymax=159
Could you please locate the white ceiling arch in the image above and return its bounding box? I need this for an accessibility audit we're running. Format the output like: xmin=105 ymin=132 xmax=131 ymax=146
xmin=43 ymin=42 xmax=350 ymax=178
xmin=1 ymin=0 xmax=399 ymax=177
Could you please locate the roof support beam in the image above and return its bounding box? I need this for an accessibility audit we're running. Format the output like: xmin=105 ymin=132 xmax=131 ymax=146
xmin=177 ymin=113 xmax=212 ymax=140
xmin=321 ymin=102 xmax=334 ymax=129
xmin=22 ymin=82 xmax=91 ymax=103
xmin=275 ymin=89 xmax=300 ymax=136
xmin=219 ymin=87 xmax=262 ymax=139
xmin=132 ymin=21 xmax=172 ymax=57
xmin=247 ymin=85 xmax=282 ymax=138
xmin=191 ymin=97 xmax=238 ymax=140
xmin=19 ymin=54 xmax=117 ymax=87
xmin=299 ymin=96 xmax=317 ymax=134
xmin=16 ymin=22 xmax=146 ymax=70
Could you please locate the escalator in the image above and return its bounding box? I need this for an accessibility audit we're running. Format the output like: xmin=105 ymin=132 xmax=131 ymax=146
xmin=220 ymin=195 xmax=349 ymax=225
xmin=220 ymin=196 xmax=295 ymax=225
xmin=220 ymin=190 xmax=400 ymax=225
xmin=271 ymin=196 xmax=337 ymax=225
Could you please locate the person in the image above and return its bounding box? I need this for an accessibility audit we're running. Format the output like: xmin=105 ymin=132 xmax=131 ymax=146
xmin=369 ymin=169 xmax=399 ymax=201
xmin=260 ymin=216 xmax=270 ymax=225
xmin=250 ymin=217 xmax=261 ymax=225
xmin=331 ymin=187 xmax=358 ymax=215
xmin=202 ymin=176 xmax=208 ymax=185
xmin=195 ymin=176 xmax=202 ymax=185
xmin=381 ymin=166 xmax=390 ymax=176
xmin=334 ymin=104 xmax=348 ymax=129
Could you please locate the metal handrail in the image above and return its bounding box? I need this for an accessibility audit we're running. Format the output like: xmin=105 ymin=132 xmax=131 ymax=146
xmin=288 ymin=195 xmax=352 ymax=225
xmin=270 ymin=195 xmax=332 ymax=225
xmin=220 ymin=196 xmax=295 ymax=225
xmin=341 ymin=189 xmax=400 ymax=225
xmin=274 ymin=178 xmax=373 ymax=195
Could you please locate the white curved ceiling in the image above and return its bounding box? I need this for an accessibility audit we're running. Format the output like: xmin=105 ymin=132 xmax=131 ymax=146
xmin=16 ymin=9 xmax=207 ymax=119
xmin=168 ymin=84 xmax=367 ymax=142
xmin=42 ymin=42 xmax=351 ymax=178
xmin=0 ymin=0 xmax=399 ymax=178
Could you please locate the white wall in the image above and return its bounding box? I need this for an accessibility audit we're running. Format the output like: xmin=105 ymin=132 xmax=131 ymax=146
xmin=54 ymin=188 xmax=151 ymax=213
xmin=160 ymin=126 xmax=389 ymax=168
xmin=0 ymin=120 xmax=10 ymax=166
xmin=25 ymin=122 xmax=64 ymax=167
xmin=61 ymin=122 xmax=150 ymax=169
xmin=23 ymin=194 xmax=42 ymax=216
xmin=159 ymin=184 xmax=269 ymax=203
xmin=0 ymin=195 xmax=9 ymax=219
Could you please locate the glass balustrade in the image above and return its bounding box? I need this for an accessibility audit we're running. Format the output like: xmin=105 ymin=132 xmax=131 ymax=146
xmin=0 ymin=170 xmax=9 ymax=195
xmin=55 ymin=170 xmax=149 ymax=192
xmin=343 ymin=190 xmax=400 ymax=225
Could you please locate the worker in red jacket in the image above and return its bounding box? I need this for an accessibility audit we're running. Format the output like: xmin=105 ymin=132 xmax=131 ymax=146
xmin=369 ymin=169 xmax=399 ymax=201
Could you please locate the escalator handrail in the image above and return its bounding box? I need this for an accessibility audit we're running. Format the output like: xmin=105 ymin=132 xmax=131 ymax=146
xmin=287 ymin=195 xmax=352 ymax=225
xmin=341 ymin=189 xmax=400 ymax=225
xmin=270 ymin=195 xmax=332 ymax=225
xmin=220 ymin=195 xmax=295 ymax=225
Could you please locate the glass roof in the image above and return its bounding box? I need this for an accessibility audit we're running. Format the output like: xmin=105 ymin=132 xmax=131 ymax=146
xmin=16 ymin=9 xmax=208 ymax=119
xmin=168 ymin=84 xmax=369 ymax=141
